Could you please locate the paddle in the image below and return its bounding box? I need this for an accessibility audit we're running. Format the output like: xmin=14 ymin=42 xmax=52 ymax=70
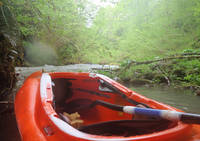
xmin=63 ymin=99 xmax=200 ymax=124
xmin=90 ymin=100 xmax=200 ymax=124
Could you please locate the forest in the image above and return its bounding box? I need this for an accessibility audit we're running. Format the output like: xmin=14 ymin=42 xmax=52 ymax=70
xmin=1 ymin=0 xmax=200 ymax=90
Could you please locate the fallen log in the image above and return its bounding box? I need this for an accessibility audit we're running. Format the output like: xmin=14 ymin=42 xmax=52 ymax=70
xmin=125 ymin=55 xmax=200 ymax=69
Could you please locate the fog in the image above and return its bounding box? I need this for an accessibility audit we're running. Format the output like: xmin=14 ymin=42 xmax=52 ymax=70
xmin=24 ymin=41 xmax=58 ymax=66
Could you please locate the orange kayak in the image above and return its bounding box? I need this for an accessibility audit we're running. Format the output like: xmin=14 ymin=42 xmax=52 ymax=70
xmin=15 ymin=71 xmax=200 ymax=141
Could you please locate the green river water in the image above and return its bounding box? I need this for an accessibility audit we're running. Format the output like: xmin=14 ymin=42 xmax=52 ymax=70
xmin=130 ymin=86 xmax=200 ymax=114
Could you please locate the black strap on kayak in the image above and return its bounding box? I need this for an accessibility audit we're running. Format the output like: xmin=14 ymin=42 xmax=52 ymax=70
xmin=90 ymin=100 xmax=124 ymax=111
xmin=63 ymin=99 xmax=123 ymax=114
xmin=75 ymin=88 xmax=111 ymax=98
xmin=99 ymin=79 xmax=151 ymax=108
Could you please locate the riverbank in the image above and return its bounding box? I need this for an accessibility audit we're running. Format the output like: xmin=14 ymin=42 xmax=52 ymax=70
xmin=97 ymin=58 xmax=200 ymax=95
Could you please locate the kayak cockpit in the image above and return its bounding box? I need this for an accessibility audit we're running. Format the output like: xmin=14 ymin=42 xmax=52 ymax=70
xmin=45 ymin=73 xmax=177 ymax=137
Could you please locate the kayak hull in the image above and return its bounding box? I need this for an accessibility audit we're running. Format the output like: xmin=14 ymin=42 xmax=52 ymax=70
xmin=15 ymin=71 xmax=199 ymax=141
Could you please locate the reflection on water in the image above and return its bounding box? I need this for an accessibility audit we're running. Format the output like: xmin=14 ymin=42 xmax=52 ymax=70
xmin=128 ymin=86 xmax=200 ymax=114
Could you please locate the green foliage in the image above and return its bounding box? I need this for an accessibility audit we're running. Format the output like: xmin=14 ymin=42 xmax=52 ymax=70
xmin=81 ymin=0 xmax=200 ymax=63
xmin=119 ymin=58 xmax=200 ymax=87
xmin=119 ymin=64 xmax=154 ymax=81
xmin=184 ymin=74 xmax=200 ymax=85
xmin=3 ymin=0 xmax=200 ymax=89
xmin=4 ymin=0 xmax=200 ymax=67
xmin=4 ymin=0 xmax=91 ymax=65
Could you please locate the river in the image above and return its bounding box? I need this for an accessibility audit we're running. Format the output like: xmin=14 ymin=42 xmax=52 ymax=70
xmin=128 ymin=86 xmax=200 ymax=114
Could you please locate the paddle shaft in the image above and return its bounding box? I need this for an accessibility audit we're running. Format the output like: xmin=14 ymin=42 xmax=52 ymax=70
xmin=92 ymin=100 xmax=200 ymax=124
